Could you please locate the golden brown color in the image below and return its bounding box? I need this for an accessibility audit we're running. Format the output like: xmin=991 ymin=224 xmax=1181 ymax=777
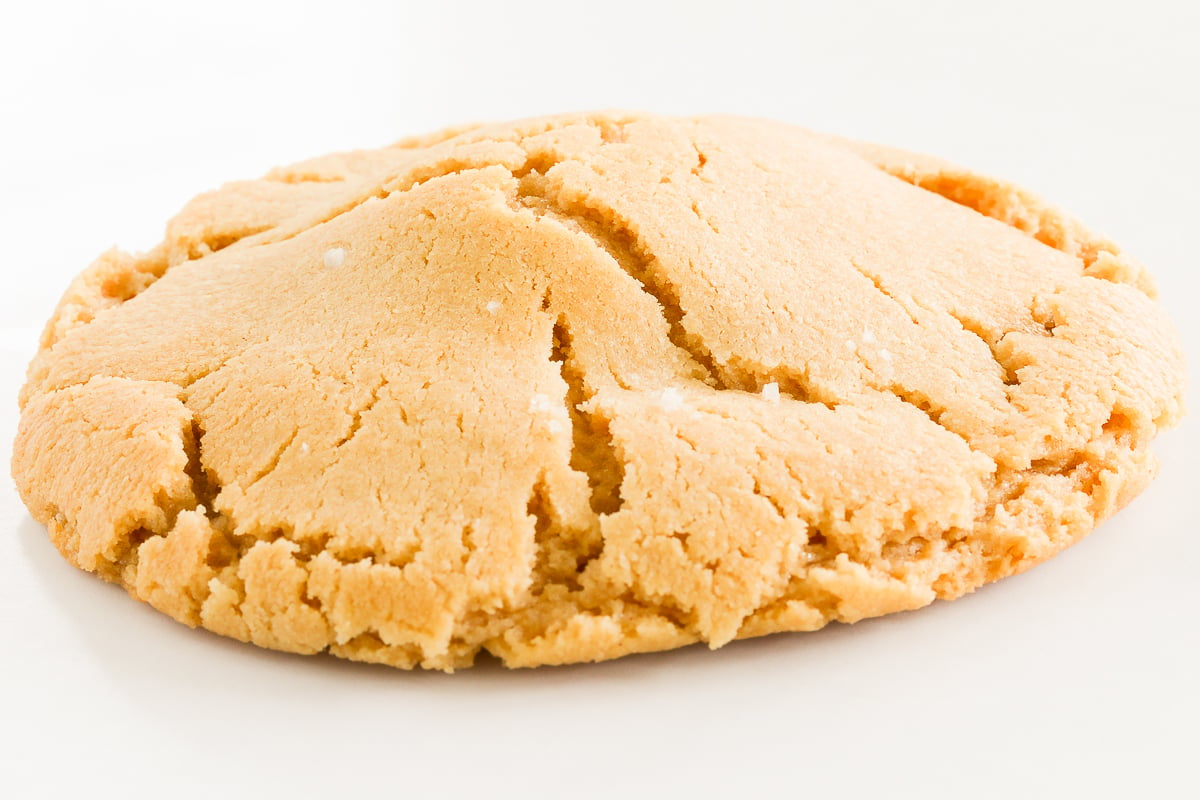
xmin=12 ymin=112 xmax=1185 ymax=669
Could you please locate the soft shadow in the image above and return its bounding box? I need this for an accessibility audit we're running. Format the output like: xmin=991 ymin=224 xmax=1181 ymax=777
xmin=16 ymin=511 xmax=980 ymax=698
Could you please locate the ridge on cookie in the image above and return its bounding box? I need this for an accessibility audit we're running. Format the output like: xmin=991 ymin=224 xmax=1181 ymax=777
xmin=12 ymin=112 xmax=1185 ymax=670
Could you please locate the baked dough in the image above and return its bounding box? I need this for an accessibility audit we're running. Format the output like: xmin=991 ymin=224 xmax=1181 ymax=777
xmin=12 ymin=112 xmax=1185 ymax=669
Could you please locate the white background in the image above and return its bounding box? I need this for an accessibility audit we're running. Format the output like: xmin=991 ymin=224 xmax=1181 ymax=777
xmin=1 ymin=2 xmax=1196 ymax=797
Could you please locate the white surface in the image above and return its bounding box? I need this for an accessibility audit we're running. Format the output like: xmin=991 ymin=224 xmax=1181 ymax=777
xmin=1 ymin=2 xmax=1196 ymax=797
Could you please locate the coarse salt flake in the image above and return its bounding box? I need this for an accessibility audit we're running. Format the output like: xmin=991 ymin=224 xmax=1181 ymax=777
xmin=323 ymin=247 xmax=346 ymax=269
xmin=486 ymin=300 xmax=502 ymax=314
xmin=761 ymin=382 xmax=781 ymax=402
xmin=862 ymin=327 xmax=876 ymax=343
xmin=879 ymin=348 xmax=892 ymax=362
xmin=529 ymin=394 xmax=556 ymax=413
xmin=658 ymin=387 xmax=685 ymax=411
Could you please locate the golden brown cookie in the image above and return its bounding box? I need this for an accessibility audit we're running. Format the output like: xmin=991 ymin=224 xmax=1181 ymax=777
xmin=12 ymin=112 xmax=1185 ymax=670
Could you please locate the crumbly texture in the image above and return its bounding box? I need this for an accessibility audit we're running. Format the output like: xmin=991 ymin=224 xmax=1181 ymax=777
xmin=12 ymin=112 xmax=1186 ymax=670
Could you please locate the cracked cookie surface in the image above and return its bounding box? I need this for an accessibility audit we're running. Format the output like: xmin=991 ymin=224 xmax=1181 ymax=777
xmin=12 ymin=112 xmax=1185 ymax=670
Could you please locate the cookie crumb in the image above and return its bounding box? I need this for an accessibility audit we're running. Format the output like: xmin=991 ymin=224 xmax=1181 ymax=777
xmin=323 ymin=248 xmax=346 ymax=269
xmin=486 ymin=300 xmax=501 ymax=314
xmin=761 ymin=382 xmax=781 ymax=402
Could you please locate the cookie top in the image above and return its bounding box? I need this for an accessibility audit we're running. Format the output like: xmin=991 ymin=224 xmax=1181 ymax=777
xmin=12 ymin=112 xmax=1185 ymax=670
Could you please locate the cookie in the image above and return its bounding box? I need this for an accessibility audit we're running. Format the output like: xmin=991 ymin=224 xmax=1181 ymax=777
xmin=12 ymin=112 xmax=1185 ymax=670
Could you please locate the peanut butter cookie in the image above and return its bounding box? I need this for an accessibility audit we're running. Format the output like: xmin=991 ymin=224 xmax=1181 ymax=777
xmin=13 ymin=113 xmax=1185 ymax=669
